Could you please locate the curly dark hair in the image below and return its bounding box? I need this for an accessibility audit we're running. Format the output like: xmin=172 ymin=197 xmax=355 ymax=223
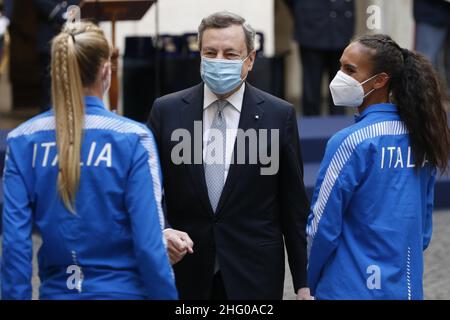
xmin=356 ymin=34 xmax=450 ymax=173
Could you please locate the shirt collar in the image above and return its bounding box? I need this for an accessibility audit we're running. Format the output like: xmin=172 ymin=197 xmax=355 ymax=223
xmin=84 ymin=96 xmax=107 ymax=110
xmin=354 ymin=103 xmax=398 ymax=122
xmin=203 ymin=83 xmax=245 ymax=112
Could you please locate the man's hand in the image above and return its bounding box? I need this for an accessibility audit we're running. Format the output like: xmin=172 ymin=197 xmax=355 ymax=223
xmin=164 ymin=228 xmax=194 ymax=265
xmin=296 ymin=287 xmax=313 ymax=300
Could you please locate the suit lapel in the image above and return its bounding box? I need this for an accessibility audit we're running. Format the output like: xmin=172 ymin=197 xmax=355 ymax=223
xmin=180 ymin=84 xmax=215 ymax=216
xmin=215 ymin=84 xmax=265 ymax=216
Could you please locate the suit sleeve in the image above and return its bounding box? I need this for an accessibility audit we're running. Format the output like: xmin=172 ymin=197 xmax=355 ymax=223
xmin=147 ymin=98 xmax=161 ymax=143
xmin=146 ymin=99 xmax=171 ymax=229
xmin=306 ymin=136 xmax=365 ymax=296
xmin=1 ymin=142 xmax=33 ymax=300
xmin=423 ymin=167 xmax=436 ymax=251
xmin=279 ymin=107 xmax=310 ymax=292
xmin=124 ymin=129 xmax=178 ymax=299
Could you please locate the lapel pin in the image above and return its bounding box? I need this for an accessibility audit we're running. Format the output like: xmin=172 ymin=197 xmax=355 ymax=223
xmin=255 ymin=114 xmax=260 ymax=120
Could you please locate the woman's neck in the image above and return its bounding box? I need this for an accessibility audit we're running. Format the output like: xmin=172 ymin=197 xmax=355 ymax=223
xmin=83 ymin=84 xmax=104 ymax=100
xmin=358 ymin=91 xmax=390 ymax=114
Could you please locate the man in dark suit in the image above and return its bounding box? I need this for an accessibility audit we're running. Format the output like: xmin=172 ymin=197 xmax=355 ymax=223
xmin=33 ymin=0 xmax=79 ymax=110
xmin=284 ymin=0 xmax=355 ymax=116
xmin=414 ymin=0 xmax=450 ymax=94
xmin=148 ymin=11 xmax=311 ymax=300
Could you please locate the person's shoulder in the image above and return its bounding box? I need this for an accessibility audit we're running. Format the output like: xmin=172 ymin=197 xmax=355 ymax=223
xmin=7 ymin=110 xmax=54 ymax=141
xmin=86 ymin=112 xmax=158 ymax=153
xmin=87 ymin=110 xmax=151 ymax=136
xmin=326 ymin=125 xmax=355 ymax=152
xmin=154 ymin=83 xmax=203 ymax=107
xmin=326 ymin=117 xmax=407 ymax=156
xmin=247 ymin=84 xmax=292 ymax=109
xmin=325 ymin=119 xmax=376 ymax=157
xmin=245 ymin=84 xmax=294 ymax=122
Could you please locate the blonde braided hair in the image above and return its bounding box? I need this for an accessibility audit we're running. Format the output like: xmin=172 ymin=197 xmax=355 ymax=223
xmin=51 ymin=22 xmax=110 ymax=212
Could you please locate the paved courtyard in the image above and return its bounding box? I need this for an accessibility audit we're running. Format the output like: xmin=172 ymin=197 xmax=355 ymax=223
xmin=1 ymin=211 xmax=449 ymax=300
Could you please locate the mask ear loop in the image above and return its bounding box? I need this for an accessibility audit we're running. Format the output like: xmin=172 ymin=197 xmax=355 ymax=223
xmin=360 ymin=73 xmax=380 ymax=86
xmin=363 ymin=88 xmax=376 ymax=98
xmin=240 ymin=51 xmax=254 ymax=82
xmin=360 ymin=73 xmax=384 ymax=99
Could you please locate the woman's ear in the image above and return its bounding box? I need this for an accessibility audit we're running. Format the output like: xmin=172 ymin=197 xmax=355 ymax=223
xmin=102 ymin=61 xmax=111 ymax=80
xmin=373 ymin=72 xmax=390 ymax=89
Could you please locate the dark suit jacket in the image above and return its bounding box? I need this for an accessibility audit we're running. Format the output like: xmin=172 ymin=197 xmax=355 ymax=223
xmin=148 ymin=83 xmax=310 ymax=299
xmin=284 ymin=0 xmax=354 ymax=50
xmin=414 ymin=0 xmax=450 ymax=27
xmin=33 ymin=0 xmax=80 ymax=53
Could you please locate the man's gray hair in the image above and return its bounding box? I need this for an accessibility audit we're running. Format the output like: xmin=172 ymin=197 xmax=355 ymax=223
xmin=198 ymin=11 xmax=256 ymax=54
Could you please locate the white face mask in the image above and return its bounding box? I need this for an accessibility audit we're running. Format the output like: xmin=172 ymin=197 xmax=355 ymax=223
xmin=329 ymin=70 xmax=379 ymax=107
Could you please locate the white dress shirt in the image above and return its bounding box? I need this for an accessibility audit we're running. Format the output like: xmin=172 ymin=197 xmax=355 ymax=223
xmin=203 ymin=83 xmax=245 ymax=182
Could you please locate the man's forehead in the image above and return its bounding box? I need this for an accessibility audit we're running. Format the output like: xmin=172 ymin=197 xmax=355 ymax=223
xmin=202 ymin=25 xmax=246 ymax=45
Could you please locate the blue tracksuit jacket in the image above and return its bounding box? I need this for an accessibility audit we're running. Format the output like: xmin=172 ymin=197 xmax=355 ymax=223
xmin=1 ymin=96 xmax=178 ymax=300
xmin=307 ymin=103 xmax=435 ymax=300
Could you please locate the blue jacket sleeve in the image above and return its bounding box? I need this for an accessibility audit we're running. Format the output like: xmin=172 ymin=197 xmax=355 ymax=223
xmin=147 ymin=99 xmax=171 ymax=230
xmin=423 ymin=167 xmax=436 ymax=251
xmin=1 ymin=142 xmax=33 ymax=300
xmin=306 ymin=135 xmax=365 ymax=296
xmin=124 ymin=129 xmax=178 ymax=300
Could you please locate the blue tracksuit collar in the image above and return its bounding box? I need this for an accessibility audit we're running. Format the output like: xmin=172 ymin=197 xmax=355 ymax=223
xmin=48 ymin=96 xmax=106 ymax=115
xmin=84 ymin=96 xmax=107 ymax=110
xmin=354 ymin=103 xmax=398 ymax=123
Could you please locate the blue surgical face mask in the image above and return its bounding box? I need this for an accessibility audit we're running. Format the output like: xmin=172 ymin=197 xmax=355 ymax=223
xmin=200 ymin=55 xmax=250 ymax=95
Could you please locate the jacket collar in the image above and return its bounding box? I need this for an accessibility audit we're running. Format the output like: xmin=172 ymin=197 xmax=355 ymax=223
xmin=355 ymin=103 xmax=398 ymax=123
xmin=84 ymin=96 xmax=107 ymax=110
